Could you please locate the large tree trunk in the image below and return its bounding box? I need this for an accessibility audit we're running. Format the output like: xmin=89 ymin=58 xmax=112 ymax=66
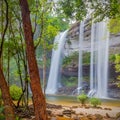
xmin=19 ymin=0 xmax=47 ymax=120
xmin=0 ymin=64 xmax=15 ymax=120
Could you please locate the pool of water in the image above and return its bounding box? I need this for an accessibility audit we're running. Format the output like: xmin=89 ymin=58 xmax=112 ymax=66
xmin=46 ymin=94 xmax=120 ymax=107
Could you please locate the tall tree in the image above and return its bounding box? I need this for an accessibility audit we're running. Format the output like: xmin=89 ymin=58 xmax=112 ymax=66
xmin=19 ymin=0 xmax=47 ymax=120
xmin=0 ymin=0 xmax=15 ymax=119
xmin=0 ymin=65 xmax=15 ymax=120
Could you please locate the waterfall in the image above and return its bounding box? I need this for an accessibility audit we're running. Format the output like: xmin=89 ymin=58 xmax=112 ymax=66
xmin=46 ymin=19 xmax=109 ymax=98
xmin=88 ymin=21 xmax=109 ymax=98
xmin=45 ymin=30 xmax=68 ymax=94
xmin=96 ymin=21 xmax=109 ymax=97
xmin=78 ymin=21 xmax=84 ymax=94
xmin=88 ymin=23 xmax=97 ymax=97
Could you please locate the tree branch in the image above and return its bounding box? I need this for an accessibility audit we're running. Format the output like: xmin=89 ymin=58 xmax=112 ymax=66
xmin=0 ymin=0 xmax=9 ymax=58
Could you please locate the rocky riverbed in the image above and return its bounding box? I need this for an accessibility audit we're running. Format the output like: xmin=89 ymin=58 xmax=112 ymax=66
xmin=21 ymin=103 xmax=120 ymax=120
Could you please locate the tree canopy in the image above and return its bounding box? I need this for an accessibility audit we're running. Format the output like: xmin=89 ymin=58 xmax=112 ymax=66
xmin=58 ymin=0 xmax=120 ymax=21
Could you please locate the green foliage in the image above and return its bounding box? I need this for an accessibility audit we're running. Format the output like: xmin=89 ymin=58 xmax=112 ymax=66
xmin=115 ymin=54 xmax=120 ymax=87
xmin=61 ymin=77 xmax=77 ymax=87
xmin=77 ymin=93 xmax=88 ymax=105
xmin=0 ymin=90 xmax=2 ymax=106
xmin=59 ymin=0 xmax=120 ymax=21
xmin=109 ymin=54 xmax=116 ymax=63
xmin=89 ymin=97 xmax=101 ymax=107
xmin=108 ymin=18 xmax=120 ymax=34
xmin=62 ymin=51 xmax=79 ymax=67
xmin=58 ymin=0 xmax=87 ymax=20
xmin=0 ymin=106 xmax=5 ymax=120
xmin=63 ymin=52 xmax=90 ymax=67
xmin=82 ymin=52 xmax=90 ymax=65
xmin=10 ymin=85 xmax=22 ymax=101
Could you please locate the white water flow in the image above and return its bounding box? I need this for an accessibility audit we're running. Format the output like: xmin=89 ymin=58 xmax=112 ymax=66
xmin=89 ymin=23 xmax=96 ymax=96
xmin=88 ymin=21 xmax=109 ymax=97
xmin=78 ymin=21 xmax=84 ymax=94
xmin=45 ymin=30 xmax=68 ymax=94
xmin=96 ymin=22 xmax=109 ymax=97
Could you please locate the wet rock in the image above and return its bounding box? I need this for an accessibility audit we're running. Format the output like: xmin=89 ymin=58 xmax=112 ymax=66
xmin=47 ymin=103 xmax=62 ymax=109
xmin=104 ymin=107 xmax=112 ymax=110
xmin=87 ymin=114 xmax=96 ymax=120
xmin=71 ymin=106 xmax=78 ymax=108
xmin=116 ymin=112 xmax=120 ymax=120
xmin=79 ymin=112 xmax=84 ymax=115
xmin=94 ymin=114 xmax=103 ymax=120
xmin=47 ymin=110 xmax=52 ymax=116
xmin=106 ymin=113 xmax=111 ymax=118
xmin=62 ymin=110 xmax=72 ymax=117
xmin=84 ymin=106 xmax=90 ymax=109
xmin=71 ymin=114 xmax=79 ymax=120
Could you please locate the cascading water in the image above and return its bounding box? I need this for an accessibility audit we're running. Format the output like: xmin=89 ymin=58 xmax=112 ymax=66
xmin=88 ymin=22 xmax=97 ymax=97
xmin=96 ymin=21 xmax=109 ymax=97
xmin=46 ymin=19 xmax=109 ymax=98
xmin=77 ymin=21 xmax=84 ymax=94
xmin=45 ymin=30 xmax=68 ymax=94
xmin=87 ymin=21 xmax=109 ymax=98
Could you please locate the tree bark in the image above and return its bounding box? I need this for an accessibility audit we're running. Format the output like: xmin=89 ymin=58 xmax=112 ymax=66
xmin=0 ymin=0 xmax=15 ymax=119
xmin=19 ymin=0 xmax=47 ymax=120
xmin=0 ymin=64 xmax=15 ymax=120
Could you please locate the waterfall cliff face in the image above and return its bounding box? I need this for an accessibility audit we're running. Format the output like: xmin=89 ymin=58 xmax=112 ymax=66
xmin=46 ymin=20 xmax=110 ymax=98
xmin=45 ymin=30 xmax=68 ymax=94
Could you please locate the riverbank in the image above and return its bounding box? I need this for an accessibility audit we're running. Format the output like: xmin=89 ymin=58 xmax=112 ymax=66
xmin=47 ymin=101 xmax=120 ymax=117
xmin=21 ymin=102 xmax=120 ymax=120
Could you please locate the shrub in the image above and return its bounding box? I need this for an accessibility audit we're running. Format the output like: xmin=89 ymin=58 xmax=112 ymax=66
xmin=77 ymin=93 xmax=88 ymax=105
xmin=0 ymin=106 xmax=5 ymax=120
xmin=10 ymin=85 xmax=22 ymax=100
xmin=89 ymin=97 xmax=101 ymax=107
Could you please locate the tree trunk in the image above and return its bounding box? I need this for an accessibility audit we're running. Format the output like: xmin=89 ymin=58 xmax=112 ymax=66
xmin=19 ymin=0 xmax=47 ymax=120
xmin=0 ymin=0 xmax=15 ymax=119
xmin=43 ymin=42 xmax=47 ymax=94
xmin=0 ymin=64 xmax=15 ymax=120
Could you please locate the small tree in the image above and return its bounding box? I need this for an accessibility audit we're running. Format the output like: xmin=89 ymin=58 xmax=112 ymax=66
xmin=77 ymin=93 xmax=88 ymax=106
xmin=89 ymin=97 xmax=101 ymax=107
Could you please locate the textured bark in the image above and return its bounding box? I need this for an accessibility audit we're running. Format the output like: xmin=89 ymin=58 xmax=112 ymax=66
xmin=0 ymin=64 xmax=15 ymax=120
xmin=19 ymin=0 xmax=47 ymax=120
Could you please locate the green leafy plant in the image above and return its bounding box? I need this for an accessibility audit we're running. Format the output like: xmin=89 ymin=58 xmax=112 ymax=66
xmin=10 ymin=85 xmax=22 ymax=100
xmin=61 ymin=76 xmax=77 ymax=87
xmin=77 ymin=93 xmax=88 ymax=106
xmin=0 ymin=106 xmax=5 ymax=120
xmin=62 ymin=51 xmax=79 ymax=67
xmin=109 ymin=54 xmax=116 ymax=63
xmin=89 ymin=97 xmax=101 ymax=107
xmin=115 ymin=54 xmax=120 ymax=87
